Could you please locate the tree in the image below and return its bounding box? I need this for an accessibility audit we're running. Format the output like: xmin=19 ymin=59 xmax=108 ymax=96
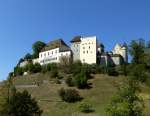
xmin=24 ymin=53 xmax=33 ymax=60
xmin=32 ymin=41 xmax=46 ymax=58
xmin=7 ymin=90 xmax=42 ymax=116
xmin=14 ymin=66 xmax=24 ymax=76
xmin=129 ymin=39 xmax=145 ymax=64
xmin=106 ymin=79 xmax=144 ymax=116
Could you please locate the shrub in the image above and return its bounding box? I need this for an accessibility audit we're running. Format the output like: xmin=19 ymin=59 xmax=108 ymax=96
xmin=73 ymin=73 xmax=88 ymax=89
xmin=65 ymin=77 xmax=74 ymax=87
xmin=59 ymin=56 xmax=72 ymax=74
xmin=78 ymin=103 xmax=94 ymax=113
xmin=14 ymin=66 xmax=24 ymax=76
xmin=50 ymin=69 xmax=58 ymax=78
xmin=58 ymin=88 xmax=81 ymax=103
xmin=55 ymin=78 xmax=61 ymax=84
xmin=81 ymin=64 xmax=92 ymax=79
xmin=71 ymin=60 xmax=82 ymax=75
xmin=41 ymin=65 xmax=47 ymax=73
xmin=33 ymin=63 xmax=42 ymax=73
xmin=107 ymin=67 xmax=119 ymax=76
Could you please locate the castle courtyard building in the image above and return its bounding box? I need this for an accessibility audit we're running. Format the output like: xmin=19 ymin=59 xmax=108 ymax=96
xmin=39 ymin=39 xmax=71 ymax=65
xmin=71 ymin=36 xmax=98 ymax=64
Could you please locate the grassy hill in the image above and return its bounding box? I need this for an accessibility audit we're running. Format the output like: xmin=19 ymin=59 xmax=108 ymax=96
xmin=13 ymin=73 xmax=150 ymax=116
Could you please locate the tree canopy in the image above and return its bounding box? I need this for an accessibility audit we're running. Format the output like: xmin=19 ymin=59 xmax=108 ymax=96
xmin=32 ymin=41 xmax=46 ymax=58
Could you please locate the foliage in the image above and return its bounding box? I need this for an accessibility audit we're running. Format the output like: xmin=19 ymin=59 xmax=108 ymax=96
xmin=41 ymin=63 xmax=57 ymax=73
xmin=55 ymin=78 xmax=61 ymax=84
xmin=106 ymin=79 xmax=144 ymax=116
xmin=78 ymin=103 xmax=94 ymax=113
xmin=59 ymin=56 xmax=72 ymax=74
xmin=129 ymin=64 xmax=148 ymax=82
xmin=24 ymin=53 xmax=33 ymax=60
xmin=32 ymin=41 xmax=46 ymax=58
xmin=73 ymin=72 xmax=88 ymax=89
xmin=116 ymin=64 xmax=128 ymax=76
xmin=50 ymin=69 xmax=58 ymax=78
xmin=107 ymin=67 xmax=119 ymax=76
xmin=71 ymin=60 xmax=82 ymax=75
xmin=81 ymin=64 xmax=92 ymax=79
xmin=58 ymin=88 xmax=81 ymax=103
xmin=65 ymin=77 xmax=74 ymax=87
xmin=7 ymin=90 xmax=42 ymax=116
xmin=33 ymin=63 xmax=42 ymax=73
xmin=25 ymin=63 xmax=42 ymax=74
xmin=14 ymin=66 xmax=24 ymax=76
xmin=129 ymin=39 xmax=145 ymax=64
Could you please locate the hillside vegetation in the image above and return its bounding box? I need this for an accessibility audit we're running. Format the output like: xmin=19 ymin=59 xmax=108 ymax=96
xmin=13 ymin=73 xmax=150 ymax=116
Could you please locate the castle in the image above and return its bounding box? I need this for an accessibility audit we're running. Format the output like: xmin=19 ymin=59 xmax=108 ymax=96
xmin=19 ymin=36 xmax=128 ymax=67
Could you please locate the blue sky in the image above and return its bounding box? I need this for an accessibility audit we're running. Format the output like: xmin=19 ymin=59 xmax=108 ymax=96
xmin=0 ymin=0 xmax=150 ymax=80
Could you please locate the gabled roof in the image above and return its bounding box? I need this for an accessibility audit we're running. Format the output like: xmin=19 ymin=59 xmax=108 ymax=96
xmin=70 ymin=36 xmax=81 ymax=43
xmin=41 ymin=39 xmax=71 ymax=52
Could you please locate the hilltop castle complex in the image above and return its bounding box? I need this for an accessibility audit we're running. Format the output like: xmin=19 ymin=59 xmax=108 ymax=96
xmin=20 ymin=36 xmax=128 ymax=67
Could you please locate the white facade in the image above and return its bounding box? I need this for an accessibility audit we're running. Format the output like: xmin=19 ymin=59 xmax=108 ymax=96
xmin=71 ymin=36 xmax=97 ymax=64
xmin=111 ymin=56 xmax=121 ymax=65
xmin=39 ymin=48 xmax=71 ymax=65
xmin=32 ymin=58 xmax=39 ymax=64
xmin=80 ymin=36 xmax=97 ymax=64
xmin=112 ymin=44 xmax=128 ymax=63
xmin=19 ymin=61 xmax=28 ymax=67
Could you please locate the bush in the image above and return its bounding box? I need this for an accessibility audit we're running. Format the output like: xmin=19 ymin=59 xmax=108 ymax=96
xmin=58 ymin=88 xmax=81 ymax=103
xmin=73 ymin=73 xmax=88 ymax=89
xmin=81 ymin=64 xmax=92 ymax=79
xmin=59 ymin=56 xmax=72 ymax=74
xmin=34 ymin=63 xmax=42 ymax=73
xmin=55 ymin=78 xmax=61 ymax=84
xmin=71 ymin=60 xmax=82 ymax=75
xmin=50 ymin=69 xmax=58 ymax=78
xmin=41 ymin=63 xmax=57 ymax=73
xmin=14 ymin=66 xmax=24 ymax=76
xmin=107 ymin=67 xmax=119 ymax=76
xmin=65 ymin=77 xmax=74 ymax=87
xmin=78 ymin=103 xmax=94 ymax=113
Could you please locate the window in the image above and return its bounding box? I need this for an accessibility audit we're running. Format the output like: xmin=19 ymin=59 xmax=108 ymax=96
xmin=83 ymin=47 xmax=85 ymax=49
xmin=52 ymin=51 xmax=53 ymax=54
xmin=55 ymin=50 xmax=57 ymax=53
xmin=83 ymin=59 xmax=85 ymax=62
xmin=48 ymin=52 xmax=49 ymax=56
xmin=44 ymin=53 xmax=46 ymax=57
xmin=87 ymin=51 xmax=88 ymax=53
xmin=89 ymin=46 xmax=90 ymax=49
xmin=66 ymin=53 xmax=68 ymax=55
xmin=41 ymin=54 xmax=42 ymax=58
xmin=83 ymin=51 xmax=85 ymax=54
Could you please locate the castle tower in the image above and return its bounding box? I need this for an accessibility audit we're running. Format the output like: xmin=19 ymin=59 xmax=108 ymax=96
xmin=70 ymin=36 xmax=81 ymax=61
xmin=112 ymin=43 xmax=128 ymax=63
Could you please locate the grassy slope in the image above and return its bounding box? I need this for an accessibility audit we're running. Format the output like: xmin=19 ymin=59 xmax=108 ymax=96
xmin=14 ymin=74 xmax=150 ymax=116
